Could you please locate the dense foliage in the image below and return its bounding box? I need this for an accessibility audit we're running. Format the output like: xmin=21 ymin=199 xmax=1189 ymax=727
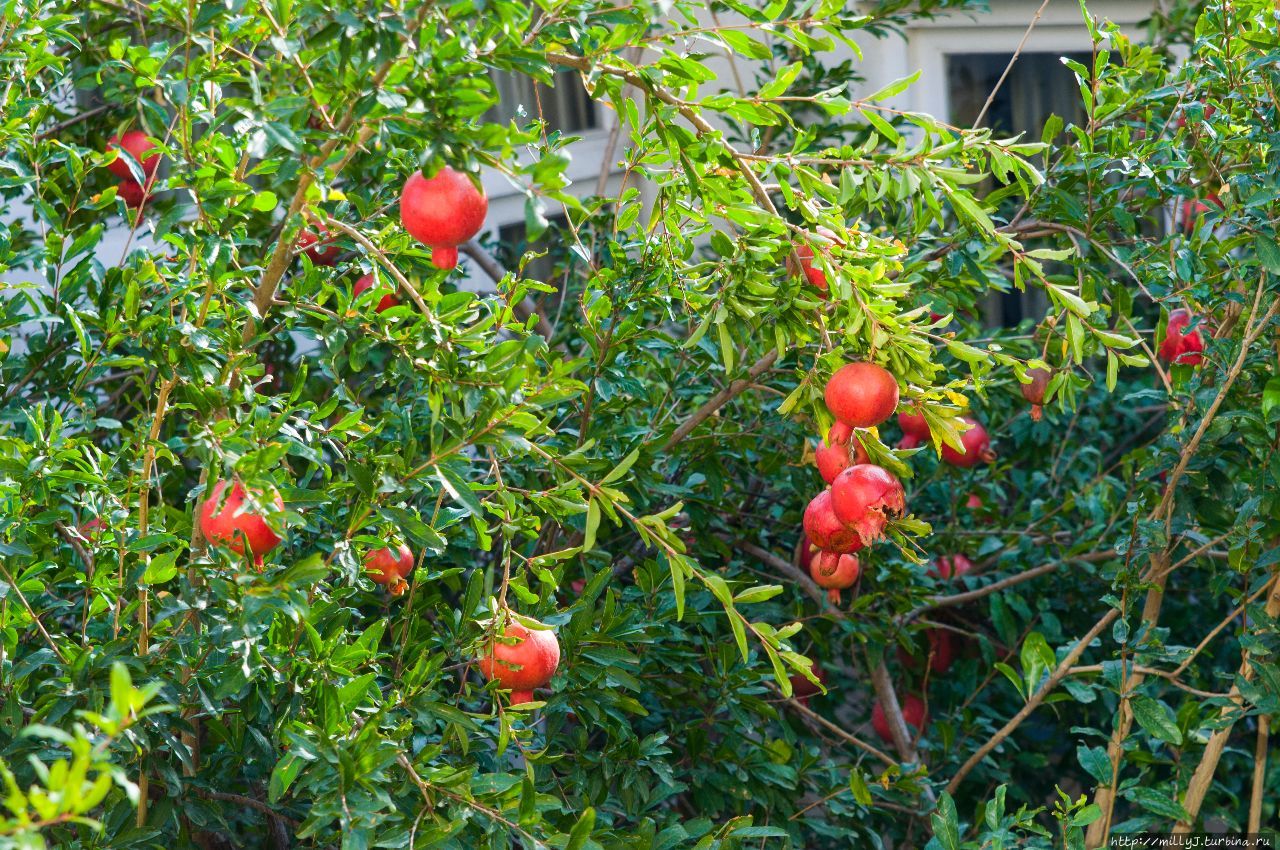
xmin=0 ymin=0 xmax=1277 ymax=847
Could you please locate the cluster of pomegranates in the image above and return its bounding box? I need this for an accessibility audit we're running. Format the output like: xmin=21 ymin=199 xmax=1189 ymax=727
xmin=105 ymin=130 xmax=159 ymax=211
xmin=194 ymin=479 xmax=559 ymax=704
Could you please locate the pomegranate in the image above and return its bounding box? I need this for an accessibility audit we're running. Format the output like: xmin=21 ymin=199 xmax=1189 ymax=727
xmin=809 ymin=550 xmax=860 ymax=604
xmin=798 ymin=534 xmax=817 ymax=573
xmin=1179 ymin=195 xmax=1223 ymax=235
xmin=400 ymin=166 xmax=488 ymax=270
xmin=117 ymin=180 xmax=148 ymax=210
xmin=829 ymin=464 xmax=906 ymax=545
xmin=354 ymin=273 xmax=399 ymax=312
xmin=365 ymin=543 xmax=414 ymax=595
xmin=106 ymin=130 xmax=159 ymax=180
xmin=898 ymin=410 xmax=930 ymax=440
xmin=1020 ymin=367 xmax=1052 ymax=421
xmin=791 ymin=226 xmax=840 ymax=294
xmin=789 ymin=663 xmax=827 ymax=703
xmin=1158 ymin=308 xmax=1207 ymax=366
xmin=296 ymin=222 xmax=342 ymax=266
xmin=896 ymin=433 xmax=923 ymax=450
xmin=478 ymin=618 xmax=561 ymax=705
xmin=871 ymin=693 xmax=926 ymax=743
xmin=940 ymin=417 xmax=995 ymax=468
xmin=825 ymin=362 xmax=899 ymax=428
xmin=898 ymin=628 xmax=957 ymax=674
xmin=814 ymin=422 xmax=869 ymax=484
xmin=931 ymin=554 xmax=973 ymax=580
xmin=802 ymin=489 xmax=864 ymax=554
xmin=198 ymin=480 xmax=285 ymax=567
xmin=965 ymin=493 xmax=983 ymax=511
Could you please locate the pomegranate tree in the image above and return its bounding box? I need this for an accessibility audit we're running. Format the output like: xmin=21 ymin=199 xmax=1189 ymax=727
xmin=825 ymin=362 xmax=899 ymax=428
xmin=198 ymin=480 xmax=285 ymax=567
xmin=829 ymin=464 xmax=906 ymax=545
xmin=871 ymin=693 xmax=926 ymax=743
xmin=478 ymin=618 xmax=561 ymax=705
xmin=365 ymin=543 xmax=415 ymax=595
xmin=1020 ymin=367 xmax=1052 ymax=420
xmin=814 ymin=422 xmax=869 ymax=484
xmin=400 ymin=166 xmax=488 ymax=270
xmin=354 ymin=273 xmax=399 ymax=312
xmin=809 ymin=550 xmax=860 ymax=604
xmin=940 ymin=416 xmax=995 ymax=468
xmin=802 ymin=489 xmax=865 ymax=554
xmin=1158 ymin=308 xmax=1207 ymax=366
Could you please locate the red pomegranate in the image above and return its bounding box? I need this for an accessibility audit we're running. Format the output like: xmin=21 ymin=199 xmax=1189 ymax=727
xmin=931 ymin=554 xmax=973 ymax=580
xmin=198 ymin=480 xmax=285 ymax=566
xmin=365 ymin=543 xmax=414 ymax=595
xmin=898 ymin=628 xmax=957 ymax=675
xmin=116 ymin=180 xmax=148 ymax=210
xmin=829 ymin=464 xmax=906 ymax=545
xmin=798 ymin=534 xmax=817 ymax=573
xmin=789 ymin=663 xmax=827 ymax=703
xmin=871 ymin=693 xmax=926 ymax=743
xmin=940 ymin=417 xmax=995 ymax=468
xmin=478 ymin=619 xmax=561 ymax=705
xmin=400 ymin=166 xmax=488 ymax=270
xmin=354 ymin=273 xmax=399 ymax=312
xmin=296 ymin=222 xmax=342 ymax=266
xmin=791 ymin=226 xmax=840 ymax=294
xmin=825 ymin=362 xmax=899 ymax=429
xmin=814 ymin=422 xmax=869 ymax=484
xmin=1179 ymin=195 xmax=1223 ymax=235
xmin=898 ymin=410 xmax=929 ymax=440
xmin=106 ymin=130 xmax=159 ymax=180
xmin=965 ymin=493 xmax=983 ymax=511
xmin=896 ymin=433 xmax=923 ymax=450
xmin=1158 ymin=308 xmax=1207 ymax=366
xmin=802 ymin=490 xmax=864 ymax=554
xmin=809 ymin=550 xmax=860 ymax=604
xmin=1020 ymin=367 xmax=1052 ymax=421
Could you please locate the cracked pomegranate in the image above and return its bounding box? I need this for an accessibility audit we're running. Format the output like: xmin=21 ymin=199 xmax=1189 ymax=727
xmin=365 ymin=543 xmax=414 ymax=595
xmin=829 ymin=464 xmax=905 ymax=545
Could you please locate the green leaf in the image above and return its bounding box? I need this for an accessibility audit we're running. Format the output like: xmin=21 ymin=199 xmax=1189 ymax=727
xmin=565 ymin=807 xmax=595 ymax=850
xmin=1255 ymin=234 xmax=1280 ymax=274
xmin=268 ymin=754 xmax=302 ymax=803
xmin=1130 ymin=695 xmax=1183 ymax=745
xmin=849 ymin=768 xmax=872 ymax=806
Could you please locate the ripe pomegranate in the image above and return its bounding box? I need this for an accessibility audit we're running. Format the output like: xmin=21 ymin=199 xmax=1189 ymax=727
xmin=940 ymin=417 xmax=995 ymax=468
xmin=965 ymin=493 xmax=983 ymax=511
xmin=898 ymin=410 xmax=930 ymax=440
xmin=1158 ymin=308 xmax=1207 ymax=366
xmin=478 ymin=619 xmax=561 ymax=705
xmin=896 ymin=434 xmax=923 ymax=450
xmin=791 ymin=226 xmax=839 ymax=294
xmin=871 ymin=693 xmax=926 ymax=743
xmin=789 ymin=663 xmax=827 ymax=703
xmin=825 ymin=362 xmax=899 ymax=429
xmin=809 ymin=550 xmax=860 ymax=604
xmin=829 ymin=464 xmax=906 ymax=545
xmin=898 ymin=628 xmax=957 ymax=674
xmin=931 ymin=554 xmax=973 ymax=580
xmin=296 ymin=222 xmax=341 ymax=266
xmin=365 ymin=543 xmax=414 ymax=595
xmin=116 ymin=180 xmax=148 ymax=210
xmin=814 ymin=422 xmax=869 ymax=484
xmin=798 ymin=534 xmax=817 ymax=573
xmin=1020 ymin=367 xmax=1052 ymax=421
xmin=1179 ymin=195 xmax=1223 ymax=235
xmin=353 ymin=273 xmax=399 ymax=312
xmin=802 ymin=489 xmax=864 ymax=554
xmin=106 ymin=130 xmax=159 ymax=180
xmin=400 ymin=166 xmax=488 ymax=270
xmin=198 ymin=480 xmax=285 ymax=567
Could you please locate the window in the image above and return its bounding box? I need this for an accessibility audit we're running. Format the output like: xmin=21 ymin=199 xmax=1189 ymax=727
xmin=946 ymin=52 xmax=1088 ymax=327
xmin=488 ymin=71 xmax=597 ymax=133
xmin=946 ymin=52 xmax=1089 ymax=137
